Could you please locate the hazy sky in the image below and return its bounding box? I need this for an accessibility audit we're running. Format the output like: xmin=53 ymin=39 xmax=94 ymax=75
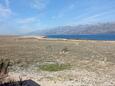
xmin=0 ymin=0 xmax=115 ymax=34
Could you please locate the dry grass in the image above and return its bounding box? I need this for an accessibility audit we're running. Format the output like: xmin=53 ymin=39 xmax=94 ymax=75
xmin=0 ymin=36 xmax=115 ymax=85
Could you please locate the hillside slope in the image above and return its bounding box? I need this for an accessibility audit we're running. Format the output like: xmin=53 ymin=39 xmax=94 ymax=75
xmin=28 ymin=22 xmax=115 ymax=35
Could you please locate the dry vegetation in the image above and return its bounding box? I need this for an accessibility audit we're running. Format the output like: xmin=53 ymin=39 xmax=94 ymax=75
xmin=0 ymin=36 xmax=115 ymax=86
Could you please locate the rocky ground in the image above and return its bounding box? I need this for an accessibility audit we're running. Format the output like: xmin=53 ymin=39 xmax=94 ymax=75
xmin=8 ymin=60 xmax=115 ymax=86
xmin=0 ymin=36 xmax=115 ymax=86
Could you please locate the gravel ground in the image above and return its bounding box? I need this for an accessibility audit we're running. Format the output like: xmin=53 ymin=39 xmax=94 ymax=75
xmin=0 ymin=36 xmax=115 ymax=86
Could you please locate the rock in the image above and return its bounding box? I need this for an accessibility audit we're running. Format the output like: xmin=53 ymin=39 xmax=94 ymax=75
xmin=21 ymin=80 xmax=40 ymax=86
xmin=0 ymin=79 xmax=40 ymax=86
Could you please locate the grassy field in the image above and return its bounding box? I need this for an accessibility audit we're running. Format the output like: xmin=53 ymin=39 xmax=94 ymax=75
xmin=0 ymin=36 xmax=115 ymax=86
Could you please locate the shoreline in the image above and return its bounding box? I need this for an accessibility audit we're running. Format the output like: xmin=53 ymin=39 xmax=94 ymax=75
xmin=21 ymin=36 xmax=115 ymax=42
xmin=0 ymin=35 xmax=115 ymax=41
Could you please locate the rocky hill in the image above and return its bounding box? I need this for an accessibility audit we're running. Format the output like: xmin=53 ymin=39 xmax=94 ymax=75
xmin=28 ymin=22 xmax=115 ymax=35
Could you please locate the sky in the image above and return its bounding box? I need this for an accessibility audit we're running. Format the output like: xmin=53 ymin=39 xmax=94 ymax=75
xmin=0 ymin=0 xmax=115 ymax=34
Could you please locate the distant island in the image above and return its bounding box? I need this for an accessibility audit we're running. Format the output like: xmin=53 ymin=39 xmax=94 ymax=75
xmin=28 ymin=22 xmax=115 ymax=35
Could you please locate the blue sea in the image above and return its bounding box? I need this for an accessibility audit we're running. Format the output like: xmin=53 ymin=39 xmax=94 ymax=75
xmin=47 ymin=34 xmax=115 ymax=41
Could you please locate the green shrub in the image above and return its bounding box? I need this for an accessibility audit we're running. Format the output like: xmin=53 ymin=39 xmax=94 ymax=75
xmin=39 ymin=63 xmax=71 ymax=71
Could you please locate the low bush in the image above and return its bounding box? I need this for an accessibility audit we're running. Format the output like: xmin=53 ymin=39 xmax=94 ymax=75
xmin=39 ymin=63 xmax=71 ymax=72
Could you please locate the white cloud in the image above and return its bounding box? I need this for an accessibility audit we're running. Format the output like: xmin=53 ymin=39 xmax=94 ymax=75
xmin=31 ymin=0 xmax=50 ymax=10
xmin=17 ymin=17 xmax=37 ymax=25
xmin=0 ymin=0 xmax=13 ymax=17
xmin=72 ymin=9 xmax=115 ymax=25
xmin=52 ymin=2 xmax=76 ymax=19
xmin=0 ymin=4 xmax=12 ymax=17
xmin=16 ymin=17 xmax=41 ymax=33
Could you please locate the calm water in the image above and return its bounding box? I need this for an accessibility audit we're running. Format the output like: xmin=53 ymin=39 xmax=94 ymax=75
xmin=47 ymin=34 xmax=115 ymax=40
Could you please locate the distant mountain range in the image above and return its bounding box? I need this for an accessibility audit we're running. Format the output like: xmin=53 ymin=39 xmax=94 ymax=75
xmin=28 ymin=22 xmax=115 ymax=35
